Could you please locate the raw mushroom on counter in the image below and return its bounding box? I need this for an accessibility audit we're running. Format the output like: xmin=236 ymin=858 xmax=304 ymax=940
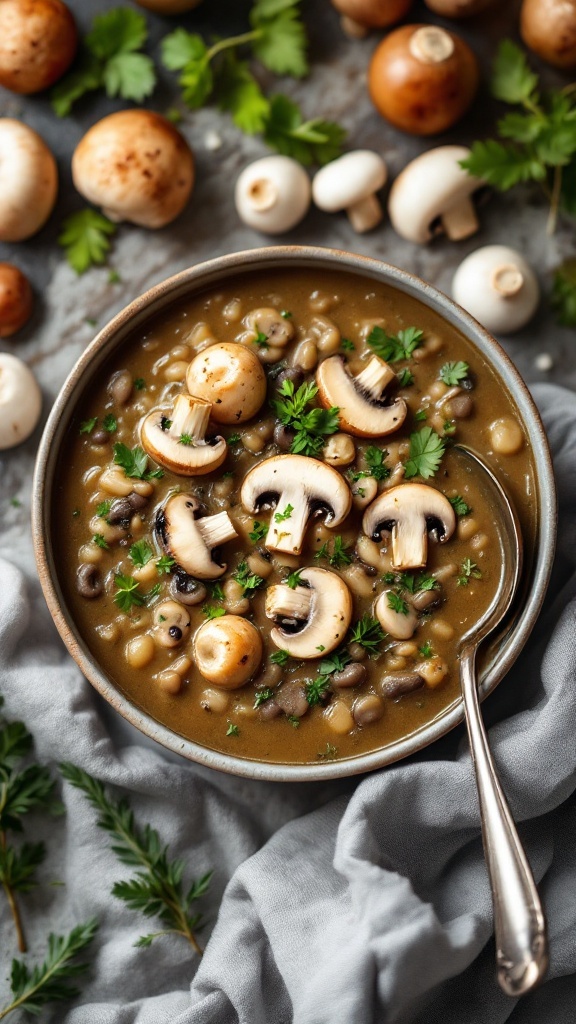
xmin=156 ymin=493 xmax=238 ymax=580
xmin=186 ymin=343 xmax=267 ymax=423
xmin=388 ymin=146 xmax=484 ymax=243
xmin=0 ymin=352 xmax=42 ymax=450
xmin=520 ymin=0 xmax=576 ymax=69
xmin=234 ymin=156 xmax=311 ymax=234
xmin=265 ymin=567 xmax=353 ymax=659
xmin=368 ymin=25 xmax=479 ymax=135
xmin=0 ymin=0 xmax=77 ymax=94
xmin=362 ymin=483 xmax=456 ymax=569
xmin=316 ymin=354 xmax=407 ymax=436
xmin=0 ymin=263 xmax=33 ymax=337
xmin=423 ymin=0 xmax=498 ymax=13
xmin=452 ymin=245 xmax=540 ymax=334
xmin=312 ymin=151 xmax=388 ymax=233
xmin=71 ymin=110 xmax=195 ymax=228
xmin=193 ymin=615 xmax=263 ymax=689
xmin=0 ymin=119 xmax=58 ymax=242
xmin=330 ymin=0 xmax=413 ymax=37
xmin=141 ymin=394 xmax=227 ymax=475
xmin=241 ymin=454 xmax=352 ymax=555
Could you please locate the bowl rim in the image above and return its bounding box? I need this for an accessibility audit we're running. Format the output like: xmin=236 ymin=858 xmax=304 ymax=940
xmin=32 ymin=245 xmax=557 ymax=782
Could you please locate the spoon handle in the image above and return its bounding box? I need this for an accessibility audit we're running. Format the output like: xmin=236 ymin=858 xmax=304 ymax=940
xmin=460 ymin=644 xmax=548 ymax=996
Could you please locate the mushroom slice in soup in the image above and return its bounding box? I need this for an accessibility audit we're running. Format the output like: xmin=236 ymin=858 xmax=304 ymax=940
xmin=363 ymin=483 xmax=456 ymax=570
xmin=156 ymin=493 xmax=238 ymax=580
xmin=316 ymin=354 xmax=407 ymax=437
xmin=141 ymin=394 xmax=227 ymax=475
xmin=265 ymin=567 xmax=353 ymax=659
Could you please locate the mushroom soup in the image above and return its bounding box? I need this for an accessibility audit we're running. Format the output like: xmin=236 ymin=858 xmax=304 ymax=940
xmin=54 ymin=269 xmax=536 ymax=765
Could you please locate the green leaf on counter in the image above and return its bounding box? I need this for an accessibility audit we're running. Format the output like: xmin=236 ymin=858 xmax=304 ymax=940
xmin=552 ymin=260 xmax=576 ymax=327
xmin=58 ymin=209 xmax=117 ymax=275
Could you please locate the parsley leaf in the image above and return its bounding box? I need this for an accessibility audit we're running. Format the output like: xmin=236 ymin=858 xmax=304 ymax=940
xmin=251 ymin=0 xmax=308 ymax=78
xmin=491 ymin=39 xmax=539 ymax=106
xmin=92 ymin=533 xmax=109 ymax=550
xmin=397 ymin=369 xmax=414 ymax=387
xmin=270 ymin=649 xmax=290 ymax=666
xmin=306 ymin=649 xmax=351 ymax=706
xmin=217 ymin=53 xmax=270 ymax=133
xmin=404 ymin=428 xmax=446 ymax=480
xmin=58 ymin=209 xmax=117 ymax=275
xmin=103 ymin=413 xmax=117 ymax=433
xmin=113 ymin=443 xmax=163 ymax=481
xmin=96 ymin=500 xmax=112 ymax=519
xmin=313 ymin=536 xmax=352 ymax=569
xmin=349 ymin=614 xmax=386 ymax=653
xmin=552 ymin=260 xmax=576 ymax=326
xmin=457 ymin=558 xmax=483 ymax=587
xmin=366 ymin=325 xmax=423 ymax=364
xmin=203 ymin=605 xmax=227 ymax=619
xmin=232 ymin=561 xmax=264 ymax=597
xmin=439 ymin=361 xmax=470 ymax=386
xmin=274 ymin=504 xmax=293 ymax=522
xmin=156 ymin=555 xmax=175 ymax=575
xmin=263 ymin=94 xmax=346 ymax=165
xmin=129 ymin=540 xmax=154 ymax=569
xmin=80 ymin=417 xmax=98 ymax=435
xmin=449 ymin=495 xmax=472 ymax=517
xmin=249 ymin=521 xmax=269 ymax=543
xmin=364 ymin=446 xmax=390 ymax=481
xmin=253 ymin=688 xmax=274 ymax=708
xmin=286 ymin=569 xmax=305 ymax=589
xmin=226 ymin=722 xmax=240 ymax=737
xmin=114 ymin=575 xmax=146 ymax=613
xmin=272 ymin=379 xmax=339 ymax=456
xmin=387 ymin=592 xmax=409 ymax=616
xmin=419 ymin=641 xmax=433 ymax=658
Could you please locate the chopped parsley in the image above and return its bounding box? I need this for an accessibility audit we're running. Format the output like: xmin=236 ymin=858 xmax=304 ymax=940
xmin=103 ymin=413 xmax=117 ymax=432
xmin=274 ymin=504 xmax=293 ymax=523
xmin=227 ymin=433 xmax=241 ymax=446
xmin=314 ymin=536 xmax=352 ymax=569
xmin=386 ymin=592 xmax=409 ymax=616
xmin=349 ymin=613 xmax=386 ymax=654
xmin=80 ymin=417 xmax=98 ymax=435
xmin=129 ymin=540 xmax=154 ymax=568
xmin=156 ymin=555 xmax=175 ymax=575
xmin=91 ymin=533 xmax=109 ymax=550
xmin=133 ymin=377 xmax=146 ymax=390
xmin=366 ymin=325 xmax=423 ymax=364
xmin=113 ymin=442 xmax=163 ymax=481
xmin=232 ymin=561 xmax=265 ymax=596
xmin=383 ymin=571 xmax=438 ymax=594
xmin=287 ymin=715 xmax=300 ymax=728
xmin=419 ymin=641 xmax=433 ymax=658
xmin=271 ymin=379 xmax=339 ymax=458
xmin=203 ymin=605 xmax=227 ymax=619
xmin=281 ymin=310 xmax=292 ymax=319
xmin=364 ymin=446 xmax=390 ymax=481
xmin=96 ymin=500 xmax=112 ymax=519
xmin=306 ymin=649 xmax=351 ymax=706
xmin=179 ymin=433 xmax=193 ymax=446
xmin=443 ymin=421 xmax=456 ymax=436
xmin=209 ymin=582 xmax=225 ymax=601
xmin=253 ymin=331 xmax=269 ymax=350
xmin=114 ymin=575 xmax=145 ymax=613
xmin=270 ymin=649 xmax=290 ymax=666
xmin=439 ymin=361 xmax=470 ymax=386
xmin=397 ymin=369 xmax=414 ymax=387
xmin=317 ymin=743 xmax=338 ymax=760
xmin=449 ymin=495 xmax=472 ymax=517
xmin=249 ymin=521 xmax=269 ymax=543
xmin=457 ymin=558 xmax=483 ymax=587
xmin=341 ymin=338 xmax=355 ymax=351
xmin=226 ymin=722 xmax=240 ymax=737
xmin=404 ymin=428 xmax=445 ymax=480
xmin=253 ymin=688 xmax=274 ymax=708
xmin=286 ymin=569 xmax=305 ymax=589
xmin=415 ymin=409 xmax=428 ymax=423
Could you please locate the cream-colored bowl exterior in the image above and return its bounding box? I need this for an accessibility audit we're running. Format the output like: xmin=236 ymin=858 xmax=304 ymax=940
xmin=32 ymin=247 xmax=556 ymax=781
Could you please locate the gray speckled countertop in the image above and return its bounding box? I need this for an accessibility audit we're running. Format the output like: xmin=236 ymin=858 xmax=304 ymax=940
xmin=0 ymin=0 xmax=574 ymax=565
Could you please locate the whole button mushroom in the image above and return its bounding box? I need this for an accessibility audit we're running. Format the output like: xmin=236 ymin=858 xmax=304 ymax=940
xmin=368 ymin=25 xmax=479 ymax=135
xmin=452 ymin=245 xmax=540 ymax=335
xmin=521 ymin=0 xmax=576 ymax=69
xmin=241 ymin=454 xmax=352 ymax=555
xmin=312 ymin=151 xmax=388 ymax=233
xmin=363 ymin=483 xmax=456 ymax=569
xmin=316 ymin=353 xmax=407 ymax=437
xmin=330 ymin=0 xmax=413 ymax=37
xmin=388 ymin=146 xmax=484 ymax=243
xmin=235 ymin=156 xmax=311 ymax=234
xmin=0 ymin=120 xmax=58 ymax=242
xmin=186 ymin=343 xmax=267 ymax=424
xmin=72 ymin=111 xmax=195 ymax=229
xmin=0 ymin=353 xmax=42 ymax=449
xmin=141 ymin=394 xmax=227 ymax=475
xmin=424 ymin=0 xmax=497 ymax=13
xmin=156 ymin=493 xmax=238 ymax=580
xmin=0 ymin=264 xmax=33 ymax=337
xmin=265 ymin=567 xmax=353 ymax=659
xmin=194 ymin=615 xmax=263 ymax=689
xmin=0 ymin=0 xmax=77 ymax=94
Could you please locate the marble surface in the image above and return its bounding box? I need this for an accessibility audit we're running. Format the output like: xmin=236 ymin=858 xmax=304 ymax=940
xmin=0 ymin=0 xmax=574 ymax=562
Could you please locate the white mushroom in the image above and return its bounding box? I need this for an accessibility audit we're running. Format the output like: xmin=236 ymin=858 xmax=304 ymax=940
xmin=316 ymin=354 xmax=407 ymax=437
xmin=0 ymin=119 xmax=58 ymax=242
xmin=363 ymin=483 xmax=456 ymax=569
xmin=388 ymin=146 xmax=484 ymax=244
xmin=312 ymin=151 xmax=387 ymax=232
xmin=241 ymin=454 xmax=352 ymax=555
xmin=186 ymin=343 xmax=267 ymax=423
xmin=265 ymin=567 xmax=353 ymax=659
xmin=0 ymin=352 xmax=42 ymax=449
xmin=234 ymin=156 xmax=311 ymax=234
xmin=141 ymin=394 xmax=227 ymax=476
xmin=238 ymin=307 xmax=296 ymax=364
xmin=71 ymin=110 xmax=195 ymax=228
xmin=156 ymin=493 xmax=238 ymax=580
xmin=194 ymin=615 xmax=263 ymax=689
xmin=452 ymin=245 xmax=540 ymax=335
xmin=374 ymin=589 xmax=418 ymax=639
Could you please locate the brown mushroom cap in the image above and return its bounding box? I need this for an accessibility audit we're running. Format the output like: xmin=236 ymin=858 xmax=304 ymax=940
xmin=0 ymin=0 xmax=77 ymax=95
xmin=71 ymin=111 xmax=195 ymax=229
xmin=194 ymin=615 xmax=263 ymax=689
xmin=186 ymin=343 xmax=267 ymax=424
xmin=368 ymin=24 xmax=479 ymax=135
xmin=363 ymin=483 xmax=456 ymax=569
xmin=423 ymin=0 xmax=497 ymax=14
xmin=520 ymin=0 xmax=576 ymax=70
xmin=331 ymin=0 xmax=413 ymax=27
xmin=316 ymin=355 xmax=407 ymax=438
xmin=0 ymin=119 xmax=58 ymax=242
xmin=0 ymin=264 xmax=33 ymax=337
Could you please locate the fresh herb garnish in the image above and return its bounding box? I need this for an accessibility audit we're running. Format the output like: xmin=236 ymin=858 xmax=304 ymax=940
xmin=457 ymin=558 xmax=483 ymax=587
xmin=404 ymin=428 xmax=446 ymax=480
xmin=386 ymin=592 xmax=409 ymax=616
xmin=552 ymin=260 xmax=576 ymax=326
xmin=253 ymin=331 xmax=269 ymax=350
xmin=366 ymin=325 xmax=423 ymax=364
xmin=202 ymin=605 xmax=227 ymax=619
xmin=91 ymin=533 xmax=109 ymax=550
xmin=305 ymin=650 xmax=351 ymax=706
xmin=349 ymin=613 xmax=386 ymax=654
xmin=226 ymin=723 xmax=240 ymax=737
xmin=133 ymin=378 xmax=146 ymax=391
xmin=113 ymin=442 xmax=163 ymax=481
xmin=96 ymin=500 xmax=112 ymax=519
xmin=281 ymin=310 xmax=292 ymax=319
xmin=317 ymin=743 xmax=338 ymax=760
xmin=231 ymin=561 xmax=264 ymax=597
xmin=439 ymin=361 xmax=470 ymax=386
xmin=227 ymin=433 xmax=241 ymax=446
xmin=274 ymin=504 xmax=294 ymax=523
xmin=51 ymin=8 xmax=156 ymax=117
xmin=270 ymin=649 xmax=290 ymax=666
xmin=397 ymin=369 xmax=414 ymax=387
xmin=103 ymin=413 xmax=117 ymax=433
xmin=248 ymin=521 xmax=269 ymax=543
xmin=384 ymin=571 xmax=438 ymax=594
xmin=59 ymin=764 xmax=211 ymax=954
xmin=286 ymin=569 xmax=305 ymax=589
xmin=449 ymin=495 xmax=472 ymax=517
xmin=364 ymin=446 xmax=390 ymax=481
xmin=415 ymin=409 xmax=428 ymax=423
xmin=129 ymin=540 xmax=154 ymax=568
xmin=443 ymin=421 xmax=456 ymax=437
xmin=419 ymin=641 xmax=433 ymax=658
xmin=271 ymin=379 xmax=339 ymax=457
xmin=287 ymin=715 xmax=300 ymax=728
xmin=156 ymin=555 xmax=175 ymax=575
xmin=209 ymin=582 xmax=225 ymax=601
xmin=58 ymin=209 xmax=117 ymax=274
xmin=341 ymin=338 xmax=355 ymax=351
xmin=253 ymin=689 xmax=274 ymax=708
xmin=80 ymin=417 xmax=98 ymax=435
xmin=313 ymin=536 xmax=352 ymax=569
xmin=113 ymin=574 xmax=153 ymax=613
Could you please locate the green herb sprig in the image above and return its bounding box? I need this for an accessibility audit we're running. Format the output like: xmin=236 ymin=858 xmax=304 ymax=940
xmin=552 ymin=259 xmax=576 ymax=326
xmin=59 ymin=764 xmax=211 ymax=955
xmin=231 ymin=561 xmax=265 ymax=597
xmin=404 ymin=428 xmax=446 ymax=480
xmin=58 ymin=209 xmax=117 ymax=275
xmin=272 ymin=379 xmax=339 ymax=457
xmin=366 ymin=326 xmax=423 ymax=364
xmin=113 ymin=443 xmax=163 ymax=481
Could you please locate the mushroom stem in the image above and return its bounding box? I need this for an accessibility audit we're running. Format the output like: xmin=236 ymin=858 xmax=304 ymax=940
xmin=390 ymin=517 xmax=429 ymax=569
xmin=355 ymin=355 xmax=396 ymax=399
xmin=440 ymin=197 xmax=479 ymax=241
xmin=409 ymin=26 xmax=455 ymax=64
xmin=247 ymin=177 xmax=279 ymax=213
xmin=169 ymin=394 xmax=211 ymax=442
xmin=490 ymin=264 xmax=524 ymax=298
xmin=266 ymin=584 xmax=312 ymax=621
xmin=196 ymin=511 xmax=238 ymax=549
xmin=346 ymin=193 xmax=383 ymax=233
xmin=267 ymin=497 xmax=310 ymax=554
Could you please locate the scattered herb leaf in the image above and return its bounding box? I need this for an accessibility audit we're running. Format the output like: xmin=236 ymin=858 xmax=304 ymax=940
xmin=404 ymin=428 xmax=446 ymax=480
xmin=366 ymin=325 xmax=423 ymax=364
xmin=439 ymin=361 xmax=470 ymax=386
xmin=349 ymin=614 xmax=386 ymax=654
xmin=449 ymin=495 xmax=472 ymax=517
xmin=58 ymin=209 xmax=117 ymax=274
xmin=129 ymin=540 xmax=154 ymax=569
xmin=231 ymin=561 xmax=264 ymax=597
xmin=249 ymin=521 xmax=268 ymax=543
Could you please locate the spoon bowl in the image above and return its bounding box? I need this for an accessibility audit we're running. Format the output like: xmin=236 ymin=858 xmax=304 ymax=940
xmin=452 ymin=445 xmax=548 ymax=997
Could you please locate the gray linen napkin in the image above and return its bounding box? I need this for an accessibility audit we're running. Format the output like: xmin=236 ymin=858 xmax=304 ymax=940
xmin=1 ymin=382 xmax=575 ymax=1024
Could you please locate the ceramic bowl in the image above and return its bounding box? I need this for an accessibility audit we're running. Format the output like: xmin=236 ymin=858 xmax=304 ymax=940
xmin=32 ymin=246 xmax=556 ymax=781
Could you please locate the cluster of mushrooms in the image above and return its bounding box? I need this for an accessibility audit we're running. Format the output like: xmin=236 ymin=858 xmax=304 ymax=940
xmin=85 ymin=334 xmax=461 ymax=696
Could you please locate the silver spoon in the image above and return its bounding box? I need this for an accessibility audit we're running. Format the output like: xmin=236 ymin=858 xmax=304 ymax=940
xmin=452 ymin=445 xmax=548 ymax=996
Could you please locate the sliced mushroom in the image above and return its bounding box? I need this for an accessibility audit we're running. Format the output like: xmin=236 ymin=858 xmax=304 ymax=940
xmin=312 ymin=151 xmax=387 ymax=233
xmin=452 ymin=245 xmax=540 ymax=335
xmin=265 ymin=567 xmax=353 ymax=659
xmin=316 ymin=354 xmax=407 ymax=437
xmin=156 ymin=493 xmax=238 ymax=580
xmin=194 ymin=615 xmax=263 ymax=689
xmin=141 ymin=394 xmax=227 ymax=476
xmin=374 ymin=590 xmax=418 ymax=639
xmin=153 ymin=600 xmax=191 ymax=648
xmin=388 ymin=146 xmax=484 ymax=243
xmin=241 ymin=454 xmax=352 ymax=555
xmin=363 ymin=483 xmax=456 ymax=569
xmin=186 ymin=343 xmax=266 ymax=423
